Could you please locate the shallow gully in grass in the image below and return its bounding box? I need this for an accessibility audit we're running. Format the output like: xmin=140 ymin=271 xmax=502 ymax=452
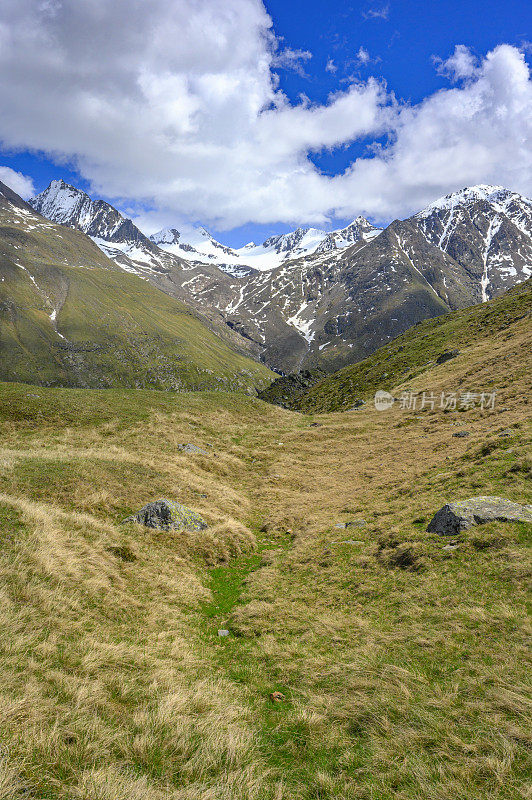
xmin=199 ymin=522 xmax=286 ymax=639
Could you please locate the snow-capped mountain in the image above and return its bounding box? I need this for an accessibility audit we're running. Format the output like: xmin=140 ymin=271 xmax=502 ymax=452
xmin=150 ymin=225 xmax=253 ymax=277
xmin=413 ymin=185 xmax=532 ymax=301
xmin=152 ymin=183 xmax=531 ymax=372
xmin=30 ymin=180 xmax=532 ymax=374
xmin=314 ymin=217 xmax=382 ymax=254
xmin=0 ymin=179 xmax=273 ymax=391
xmin=151 ymin=218 xmax=382 ymax=273
xmin=27 ymin=180 xmax=267 ymax=360
xmin=30 ymin=180 xmax=165 ymax=272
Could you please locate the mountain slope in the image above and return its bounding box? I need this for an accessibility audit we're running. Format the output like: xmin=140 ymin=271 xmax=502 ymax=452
xmin=0 ymin=181 xmax=274 ymax=391
xmin=29 ymin=180 xmax=269 ymax=361
xmin=273 ymin=277 xmax=531 ymax=412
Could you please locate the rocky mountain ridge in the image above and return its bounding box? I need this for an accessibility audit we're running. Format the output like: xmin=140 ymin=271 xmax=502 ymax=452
xmin=29 ymin=180 xmax=532 ymax=373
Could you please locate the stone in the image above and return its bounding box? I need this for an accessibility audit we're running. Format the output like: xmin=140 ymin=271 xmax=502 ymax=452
xmin=452 ymin=431 xmax=470 ymax=438
xmin=123 ymin=499 xmax=208 ymax=532
xmin=336 ymin=520 xmax=366 ymax=529
xmin=427 ymin=496 xmax=532 ymax=536
xmin=218 ymin=629 xmax=230 ymax=637
xmin=177 ymin=443 xmax=208 ymax=454
xmin=435 ymin=349 xmax=460 ymax=365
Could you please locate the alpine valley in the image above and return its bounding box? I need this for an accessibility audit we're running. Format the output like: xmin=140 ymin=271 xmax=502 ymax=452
xmin=30 ymin=180 xmax=532 ymax=375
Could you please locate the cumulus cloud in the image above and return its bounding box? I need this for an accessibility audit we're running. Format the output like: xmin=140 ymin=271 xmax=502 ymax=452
xmin=0 ymin=0 xmax=530 ymax=229
xmin=0 ymin=166 xmax=35 ymax=198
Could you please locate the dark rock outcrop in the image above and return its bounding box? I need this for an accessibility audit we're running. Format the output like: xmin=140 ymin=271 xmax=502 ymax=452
xmin=258 ymin=369 xmax=325 ymax=409
xmin=123 ymin=499 xmax=208 ymax=531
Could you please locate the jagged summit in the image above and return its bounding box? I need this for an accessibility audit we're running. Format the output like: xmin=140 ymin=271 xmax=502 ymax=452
xmin=150 ymin=228 xmax=181 ymax=245
xmin=30 ymin=180 xmax=161 ymax=267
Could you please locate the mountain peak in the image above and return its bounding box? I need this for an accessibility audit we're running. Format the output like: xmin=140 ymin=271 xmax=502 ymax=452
xmin=30 ymin=178 xmax=158 ymax=261
xmin=150 ymin=228 xmax=181 ymax=246
xmin=416 ymin=184 xmax=529 ymax=218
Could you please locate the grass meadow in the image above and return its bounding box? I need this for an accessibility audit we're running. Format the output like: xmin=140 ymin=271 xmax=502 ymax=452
xmin=0 ymin=304 xmax=530 ymax=799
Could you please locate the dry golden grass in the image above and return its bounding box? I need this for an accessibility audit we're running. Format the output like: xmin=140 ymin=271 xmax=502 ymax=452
xmin=0 ymin=309 xmax=529 ymax=799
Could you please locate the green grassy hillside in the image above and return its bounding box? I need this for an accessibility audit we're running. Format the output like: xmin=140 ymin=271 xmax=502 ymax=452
xmin=0 ymin=194 xmax=274 ymax=393
xmin=0 ymin=333 xmax=529 ymax=798
xmin=289 ymin=278 xmax=531 ymax=412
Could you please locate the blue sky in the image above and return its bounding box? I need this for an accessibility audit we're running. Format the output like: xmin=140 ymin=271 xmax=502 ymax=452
xmin=0 ymin=0 xmax=530 ymax=247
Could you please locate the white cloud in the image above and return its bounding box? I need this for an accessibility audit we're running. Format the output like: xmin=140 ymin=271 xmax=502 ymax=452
xmin=434 ymin=44 xmax=478 ymax=79
xmin=357 ymin=47 xmax=372 ymax=65
xmin=362 ymin=4 xmax=390 ymax=21
xmin=0 ymin=1 xmax=530 ymax=229
xmin=0 ymin=166 xmax=35 ymax=198
xmin=272 ymin=46 xmax=312 ymax=77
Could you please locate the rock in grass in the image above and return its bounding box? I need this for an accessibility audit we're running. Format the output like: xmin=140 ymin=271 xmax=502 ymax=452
xmin=123 ymin=499 xmax=208 ymax=532
xmin=177 ymin=443 xmax=208 ymax=454
xmin=335 ymin=520 xmax=366 ymax=529
xmin=427 ymin=496 xmax=532 ymax=536
xmin=452 ymin=431 xmax=470 ymax=438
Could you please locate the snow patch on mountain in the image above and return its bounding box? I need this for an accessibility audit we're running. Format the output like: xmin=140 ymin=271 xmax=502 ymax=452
xmin=286 ymin=300 xmax=316 ymax=344
xmin=151 ymin=218 xmax=381 ymax=273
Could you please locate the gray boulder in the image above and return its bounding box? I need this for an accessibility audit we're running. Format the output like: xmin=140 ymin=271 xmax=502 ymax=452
xmin=123 ymin=499 xmax=208 ymax=531
xmin=427 ymin=496 xmax=532 ymax=536
xmin=177 ymin=443 xmax=208 ymax=455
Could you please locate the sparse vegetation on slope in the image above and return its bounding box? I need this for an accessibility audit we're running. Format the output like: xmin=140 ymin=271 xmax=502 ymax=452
xmin=0 ymin=285 xmax=530 ymax=800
